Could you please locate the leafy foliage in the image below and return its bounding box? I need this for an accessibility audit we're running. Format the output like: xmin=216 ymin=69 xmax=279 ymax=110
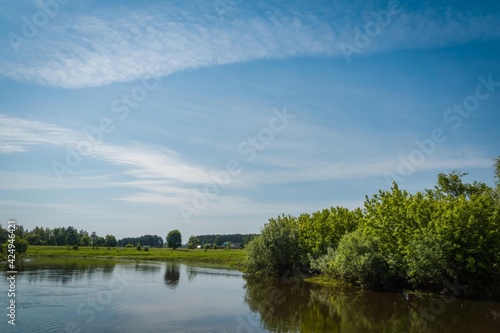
xmin=166 ymin=229 xmax=182 ymax=250
xmin=331 ymin=230 xmax=391 ymax=289
xmin=247 ymin=162 xmax=500 ymax=298
xmin=14 ymin=236 xmax=29 ymax=255
xmin=246 ymin=215 xmax=307 ymax=276
xmin=105 ymin=234 xmax=117 ymax=247
xmin=118 ymin=234 xmax=164 ymax=247
xmin=195 ymin=233 xmax=258 ymax=246
xmin=1 ymin=236 xmax=29 ymax=260
xmin=187 ymin=235 xmax=200 ymax=249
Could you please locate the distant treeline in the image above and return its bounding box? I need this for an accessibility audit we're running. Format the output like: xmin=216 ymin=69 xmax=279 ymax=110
xmin=0 ymin=224 xmax=255 ymax=250
xmin=0 ymin=225 xmax=166 ymax=249
xmin=0 ymin=225 xmax=118 ymax=247
xmin=194 ymin=234 xmax=258 ymax=246
xmin=118 ymin=235 xmax=164 ymax=247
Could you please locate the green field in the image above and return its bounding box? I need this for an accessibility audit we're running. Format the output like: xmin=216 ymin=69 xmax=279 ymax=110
xmin=26 ymin=245 xmax=247 ymax=269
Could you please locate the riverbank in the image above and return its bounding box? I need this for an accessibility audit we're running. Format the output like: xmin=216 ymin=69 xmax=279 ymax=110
xmin=25 ymin=245 xmax=247 ymax=269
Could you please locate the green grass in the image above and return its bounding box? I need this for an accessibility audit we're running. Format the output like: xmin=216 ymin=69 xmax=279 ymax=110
xmin=26 ymin=245 xmax=247 ymax=270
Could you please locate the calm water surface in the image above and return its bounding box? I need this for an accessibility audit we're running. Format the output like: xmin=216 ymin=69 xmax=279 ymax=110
xmin=1 ymin=258 xmax=499 ymax=332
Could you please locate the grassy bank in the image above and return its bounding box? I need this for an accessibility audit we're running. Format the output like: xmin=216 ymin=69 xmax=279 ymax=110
xmin=26 ymin=245 xmax=247 ymax=269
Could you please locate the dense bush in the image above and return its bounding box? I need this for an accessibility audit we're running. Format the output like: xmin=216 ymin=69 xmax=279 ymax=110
xmin=246 ymin=164 xmax=500 ymax=298
xmin=14 ymin=236 xmax=29 ymax=256
xmin=246 ymin=215 xmax=307 ymax=276
xmin=330 ymin=230 xmax=391 ymax=289
xmin=298 ymin=207 xmax=362 ymax=260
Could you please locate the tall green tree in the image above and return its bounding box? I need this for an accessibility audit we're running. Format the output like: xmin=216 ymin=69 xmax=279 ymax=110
xmin=90 ymin=231 xmax=98 ymax=248
xmin=166 ymin=229 xmax=182 ymax=250
xmin=96 ymin=236 xmax=106 ymax=247
xmin=105 ymin=234 xmax=117 ymax=247
xmin=65 ymin=226 xmax=79 ymax=246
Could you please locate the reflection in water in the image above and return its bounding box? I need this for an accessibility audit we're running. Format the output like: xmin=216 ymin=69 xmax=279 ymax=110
xmin=0 ymin=259 xmax=498 ymax=332
xmin=12 ymin=258 xmax=116 ymax=285
xmin=244 ymin=276 xmax=328 ymax=332
xmin=164 ymin=262 xmax=180 ymax=289
xmin=119 ymin=262 xmax=161 ymax=283
xmin=186 ymin=266 xmax=242 ymax=281
xmin=1 ymin=259 xmax=249 ymax=333
xmin=243 ymin=276 xmax=500 ymax=333
xmin=132 ymin=262 xmax=161 ymax=273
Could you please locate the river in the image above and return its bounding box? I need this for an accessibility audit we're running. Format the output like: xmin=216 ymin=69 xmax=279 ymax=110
xmin=1 ymin=258 xmax=499 ymax=332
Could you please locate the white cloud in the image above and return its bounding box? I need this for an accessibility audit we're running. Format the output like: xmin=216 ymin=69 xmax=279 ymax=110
xmin=0 ymin=114 xmax=214 ymax=190
xmin=1 ymin=114 xmax=493 ymax=191
xmin=0 ymin=144 xmax=27 ymax=154
xmin=1 ymin=2 xmax=499 ymax=88
xmin=0 ymin=114 xmax=75 ymax=152
xmin=89 ymin=144 xmax=213 ymax=184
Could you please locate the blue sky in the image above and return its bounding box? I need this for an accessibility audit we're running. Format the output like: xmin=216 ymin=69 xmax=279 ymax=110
xmin=1 ymin=0 xmax=499 ymax=240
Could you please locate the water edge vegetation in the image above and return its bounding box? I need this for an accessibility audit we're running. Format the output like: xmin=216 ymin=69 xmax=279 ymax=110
xmin=246 ymin=158 xmax=500 ymax=300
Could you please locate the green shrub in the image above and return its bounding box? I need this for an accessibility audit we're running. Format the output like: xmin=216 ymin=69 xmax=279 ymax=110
xmin=12 ymin=237 xmax=29 ymax=256
xmin=309 ymin=247 xmax=336 ymax=275
xmin=125 ymin=243 xmax=134 ymax=248
xmin=136 ymin=243 xmax=142 ymax=251
xmin=246 ymin=215 xmax=307 ymax=276
xmin=406 ymin=231 xmax=450 ymax=289
xmin=72 ymin=245 xmax=79 ymax=250
xmin=331 ymin=230 xmax=391 ymax=289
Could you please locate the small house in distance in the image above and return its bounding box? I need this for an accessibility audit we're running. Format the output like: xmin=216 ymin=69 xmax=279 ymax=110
xmin=221 ymin=242 xmax=242 ymax=249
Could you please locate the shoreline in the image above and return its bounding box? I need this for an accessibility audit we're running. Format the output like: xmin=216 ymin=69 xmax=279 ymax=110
xmin=23 ymin=245 xmax=247 ymax=270
xmin=18 ymin=246 xmax=500 ymax=301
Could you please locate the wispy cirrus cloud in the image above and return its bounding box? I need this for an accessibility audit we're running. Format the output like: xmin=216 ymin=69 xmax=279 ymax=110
xmin=0 ymin=114 xmax=75 ymax=150
xmin=0 ymin=114 xmax=214 ymax=188
xmin=1 ymin=1 xmax=500 ymax=88
xmin=1 ymin=114 xmax=493 ymax=192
